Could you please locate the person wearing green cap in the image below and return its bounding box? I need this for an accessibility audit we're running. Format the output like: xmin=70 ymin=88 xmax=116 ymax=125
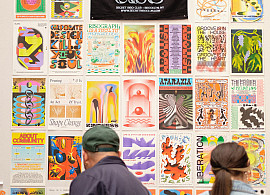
xmin=69 ymin=125 xmax=150 ymax=195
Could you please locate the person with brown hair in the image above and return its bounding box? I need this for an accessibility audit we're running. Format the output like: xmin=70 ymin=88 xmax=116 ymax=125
xmin=200 ymin=142 xmax=256 ymax=195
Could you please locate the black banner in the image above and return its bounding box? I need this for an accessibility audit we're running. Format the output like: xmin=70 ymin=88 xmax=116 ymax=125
xmin=91 ymin=0 xmax=188 ymax=20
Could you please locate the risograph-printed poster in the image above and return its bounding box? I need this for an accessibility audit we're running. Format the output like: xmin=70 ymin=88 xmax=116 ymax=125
xmin=50 ymin=24 xmax=83 ymax=75
xmin=160 ymin=133 xmax=192 ymax=185
xmin=195 ymin=78 xmax=228 ymax=130
xmin=231 ymin=78 xmax=264 ymax=131
xmin=11 ymin=188 xmax=45 ymax=195
xmin=160 ymin=24 xmax=191 ymax=74
xmin=122 ymin=133 xmax=156 ymax=185
xmin=159 ymin=189 xmax=193 ymax=195
xmin=12 ymin=78 xmax=46 ymax=128
xmin=48 ymin=77 xmax=83 ymax=130
xmin=159 ymin=77 xmax=193 ymax=130
xmin=86 ymin=24 xmax=120 ymax=74
xmin=16 ymin=0 xmax=46 ymax=19
xmin=51 ymin=0 xmax=83 ymax=19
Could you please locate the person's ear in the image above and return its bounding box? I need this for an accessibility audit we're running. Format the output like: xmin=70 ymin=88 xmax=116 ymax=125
xmin=83 ymin=149 xmax=89 ymax=162
xmin=117 ymin=151 xmax=121 ymax=158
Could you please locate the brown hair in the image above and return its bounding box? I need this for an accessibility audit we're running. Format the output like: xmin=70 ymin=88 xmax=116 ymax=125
xmin=210 ymin=142 xmax=249 ymax=195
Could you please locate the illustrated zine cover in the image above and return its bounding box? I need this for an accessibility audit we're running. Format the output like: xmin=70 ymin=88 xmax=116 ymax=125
xmin=86 ymin=23 xmax=120 ymax=74
xmin=13 ymin=22 xmax=48 ymax=75
xmin=15 ymin=0 xmax=46 ymax=19
xmin=195 ymin=78 xmax=229 ymax=130
xmin=50 ymin=24 xmax=83 ymax=75
xmin=48 ymin=136 xmax=82 ymax=180
xmin=159 ymin=77 xmax=193 ymax=130
xmin=48 ymin=77 xmax=83 ymax=130
xmin=160 ymin=133 xmax=192 ymax=185
xmin=12 ymin=78 xmax=46 ymax=128
xmin=51 ymin=0 xmax=83 ymax=19
xmin=159 ymin=24 xmax=191 ymax=74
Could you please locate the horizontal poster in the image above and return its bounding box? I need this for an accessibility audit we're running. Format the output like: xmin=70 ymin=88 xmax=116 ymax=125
xmin=159 ymin=189 xmax=192 ymax=195
xmin=11 ymin=188 xmax=45 ymax=195
xmin=51 ymin=0 xmax=83 ymax=19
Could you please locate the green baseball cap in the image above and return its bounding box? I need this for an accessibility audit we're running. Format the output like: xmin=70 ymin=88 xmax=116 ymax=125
xmin=83 ymin=125 xmax=119 ymax=152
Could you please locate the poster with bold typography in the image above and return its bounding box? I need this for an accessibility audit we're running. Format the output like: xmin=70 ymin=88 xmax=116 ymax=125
xmin=122 ymin=133 xmax=156 ymax=185
xmin=196 ymin=25 xmax=227 ymax=74
xmin=13 ymin=22 xmax=48 ymax=75
xmin=86 ymin=24 xmax=120 ymax=74
xmin=15 ymin=0 xmax=46 ymax=19
xmin=11 ymin=132 xmax=45 ymax=186
xmin=231 ymin=78 xmax=264 ymax=130
xmin=123 ymin=78 xmax=155 ymax=129
xmin=12 ymin=78 xmax=46 ymax=128
xmin=159 ymin=24 xmax=191 ymax=74
xmin=196 ymin=134 xmax=226 ymax=185
xmin=51 ymin=0 xmax=83 ymax=19
xmin=86 ymin=79 xmax=119 ymax=129
xmin=231 ymin=0 xmax=263 ymax=22
xmin=49 ymin=77 xmax=82 ymax=130
xmin=48 ymin=136 xmax=82 ymax=180
xmin=159 ymin=78 xmax=193 ymax=130
xmin=90 ymin=0 xmax=187 ymax=20
xmin=11 ymin=188 xmax=45 ymax=195
xmin=159 ymin=189 xmax=192 ymax=195
xmin=47 ymin=187 xmax=69 ymax=195
xmin=160 ymin=133 xmax=192 ymax=185
xmin=195 ymin=0 xmax=229 ymax=22
xmin=232 ymin=134 xmax=266 ymax=186
xmin=231 ymin=29 xmax=263 ymax=74
xmin=195 ymin=78 xmax=229 ymax=130
xmin=50 ymin=24 xmax=83 ymax=75
xmin=124 ymin=25 xmax=155 ymax=74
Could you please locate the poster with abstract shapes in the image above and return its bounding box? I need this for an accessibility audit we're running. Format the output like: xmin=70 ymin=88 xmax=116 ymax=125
xmin=124 ymin=25 xmax=155 ymax=74
xmin=86 ymin=24 xmax=120 ymax=74
xmin=231 ymin=0 xmax=263 ymax=22
xmin=86 ymin=78 xmax=119 ymax=129
xmin=160 ymin=133 xmax=192 ymax=185
xmin=11 ymin=188 xmax=45 ymax=195
xmin=196 ymin=25 xmax=227 ymax=74
xmin=12 ymin=78 xmax=46 ymax=128
xmin=195 ymin=78 xmax=229 ymax=130
xmin=48 ymin=136 xmax=82 ymax=180
xmin=122 ymin=133 xmax=156 ymax=185
xmin=48 ymin=77 xmax=82 ymax=130
xmin=47 ymin=187 xmax=69 ymax=195
xmin=50 ymin=24 xmax=83 ymax=75
xmin=123 ymin=78 xmax=155 ymax=129
xmin=159 ymin=78 xmax=193 ymax=130
xmin=148 ymin=189 xmax=157 ymax=195
xmin=195 ymin=0 xmax=229 ymax=22
xmin=231 ymin=29 xmax=263 ymax=74
xmin=159 ymin=24 xmax=191 ymax=74
xmin=15 ymin=0 xmax=46 ymax=19
xmin=196 ymin=189 xmax=211 ymax=195
xmin=231 ymin=78 xmax=264 ymax=130
xmin=232 ymin=134 xmax=266 ymax=186
xmin=13 ymin=22 xmax=48 ymax=75
xmin=196 ymin=134 xmax=226 ymax=185
xmin=51 ymin=0 xmax=82 ymax=19
xmin=159 ymin=189 xmax=193 ymax=195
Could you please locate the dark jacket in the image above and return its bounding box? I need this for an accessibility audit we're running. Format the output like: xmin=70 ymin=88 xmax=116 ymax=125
xmin=70 ymin=156 xmax=149 ymax=195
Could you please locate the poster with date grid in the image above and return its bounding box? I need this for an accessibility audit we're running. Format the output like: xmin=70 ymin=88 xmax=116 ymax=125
xmin=51 ymin=0 xmax=83 ymax=19
xmin=15 ymin=0 xmax=46 ymax=19
xmin=48 ymin=77 xmax=83 ymax=130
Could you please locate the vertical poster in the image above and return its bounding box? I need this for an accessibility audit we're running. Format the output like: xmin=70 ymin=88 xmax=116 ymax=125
xmin=196 ymin=25 xmax=227 ymax=74
xmin=195 ymin=0 xmax=229 ymax=22
xmin=122 ymin=133 xmax=156 ymax=185
xmin=50 ymin=24 xmax=83 ymax=75
xmin=11 ymin=132 xmax=46 ymax=186
xmin=231 ymin=78 xmax=264 ymax=130
xmin=86 ymin=78 xmax=119 ymax=129
xmin=231 ymin=29 xmax=263 ymax=74
xmin=231 ymin=0 xmax=263 ymax=22
xmin=159 ymin=189 xmax=192 ymax=195
xmin=13 ymin=22 xmax=48 ymax=75
xmin=51 ymin=0 xmax=83 ymax=19
xmin=159 ymin=77 xmax=193 ymax=130
xmin=12 ymin=78 xmax=46 ymax=127
xmin=11 ymin=188 xmax=45 ymax=195
xmin=195 ymin=78 xmax=229 ymax=130
xmin=48 ymin=136 xmax=82 ymax=180
xmin=49 ymin=77 xmax=83 ymax=130
xmin=160 ymin=133 xmax=192 ymax=185
xmin=123 ymin=78 xmax=155 ymax=129
xmin=15 ymin=0 xmax=46 ymax=19
xmin=196 ymin=134 xmax=226 ymax=185
xmin=159 ymin=24 xmax=191 ymax=74
xmin=232 ymin=134 xmax=266 ymax=186
xmin=86 ymin=24 xmax=120 ymax=74
xmin=124 ymin=25 xmax=155 ymax=74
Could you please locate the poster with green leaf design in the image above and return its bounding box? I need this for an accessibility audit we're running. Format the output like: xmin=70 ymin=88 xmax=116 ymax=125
xmin=231 ymin=29 xmax=263 ymax=74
